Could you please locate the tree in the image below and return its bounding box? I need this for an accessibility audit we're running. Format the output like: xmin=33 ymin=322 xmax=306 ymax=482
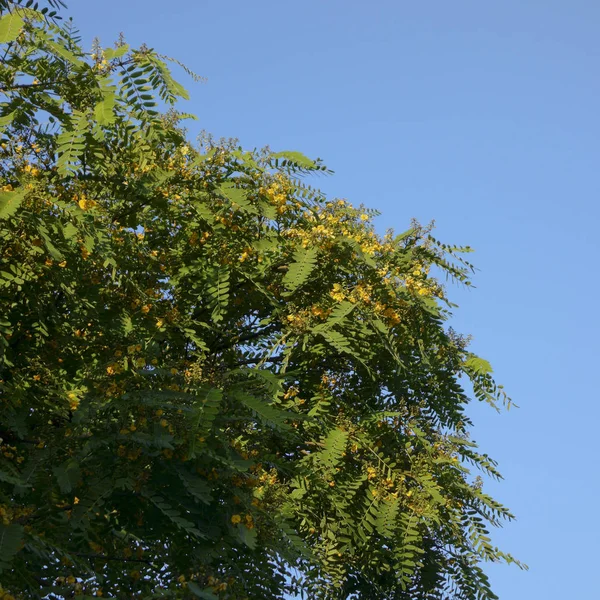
xmin=0 ymin=2 xmax=525 ymax=598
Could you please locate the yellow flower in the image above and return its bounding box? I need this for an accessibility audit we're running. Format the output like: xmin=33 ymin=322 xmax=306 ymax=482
xmin=78 ymin=196 xmax=96 ymax=211
xmin=231 ymin=514 xmax=242 ymax=525
xmin=141 ymin=304 xmax=151 ymax=314
xmin=67 ymin=392 xmax=80 ymax=411
xmin=58 ymin=261 xmax=67 ymax=268
xmin=360 ymin=213 xmax=369 ymax=221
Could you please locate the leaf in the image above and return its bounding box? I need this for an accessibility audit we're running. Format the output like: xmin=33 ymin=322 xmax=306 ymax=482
xmin=0 ymin=12 xmax=24 ymax=44
xmin=0 ymin=524 xmax=23 ymax=572
xmin=271 ymin=151 xmax=315 ymax=169
xmin=53 ymin=459 xmax=80 ymax=494
xmin=312 ymin=301 xmax=355 ymax=333
xmin=394 ymin=228 xmax=416 ymax=244
xmin=464 ymin=354 xmax=493 ymax=375
xmin=0 ymin=467 xmax=26 ymax=487
xmin=94 ymin=89 xmax=116 ymax=125
xmin=0 ymin=110 xmax=16 ymax=130
xmin=187 ymin=387 xmax=223 ymax=457
xmin=104 ymin=44 xmax=130 ymax=60
xmin=234 ymin=389 xmax=292 ymax=432
xmin=56 ymin=110 xmax=88 ymax=175
xmin=315 ymin=428 xmax=348 ymax=471
xmin=187 ymin=582 xmax=218 ymax=600
xmin=176 ymin=466 xmax=212 ymax=505
xmin=147 ymin=494 xmax=203 ymax=538
xmin=38 ymin=226 xmax=64 ymax=260
xmin=237 ymin=523 xmax=257 ymax=549
xmin=318 ymin=329 xmax=352 ymax=354
xmin=219 ymin=182 xmax=256 ymax=213
xmin=62 ymin=222 xmax=78 ymax=240
xmin=376 ymin=496 xmax=399 ymax=538
xmin=46 ymin=39 xmax=84 ymax=67
xmin=0 ymin=188 xmax=25 ymax=219
xmin=206 ymin=265 xmax=229 ymax=324
xmin=283 ymin=246 xmax=318 ymax=294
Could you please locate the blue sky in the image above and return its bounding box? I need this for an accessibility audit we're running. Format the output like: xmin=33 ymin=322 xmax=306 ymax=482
xmin=71 ymin=1 xmax=600 ymax=597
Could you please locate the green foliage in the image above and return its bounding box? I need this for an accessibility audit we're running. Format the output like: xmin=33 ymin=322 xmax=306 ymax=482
xmin=0 ymin=2 xmax=524 ymax=598
xmin=283 ymin=246 xmax=319 ymax=294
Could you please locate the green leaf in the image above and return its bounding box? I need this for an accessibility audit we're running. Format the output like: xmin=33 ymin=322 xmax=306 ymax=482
xmin=316 ymin=428 xmax=348 ymax=469
xmin=234 ymin=389 xmax=292 ymax=431
xmin=237 ymin=523 xmax=257 ymax=549
xmin=56 ymin=110 xmax=88 ymax=175
xmin=271 ymin=151 xmax=315 ymax=169
xmin=104 ymin=44 xmax=130 ymax=60
xmin=0 ymin=524 xmax=23 ymax=572
xmin=206 ymin=265 xmax=230 ymax=323
xmin=38 ymin=226 xmax=64 ymax=260
xmin=94 ymin=89 xmax=116 ymax=125
xmin=465 ymin=354 xmax=493 ymax=375
xmin=0 ymin=110 xmax=16 ymax=130
xmin=62 ymin=222 xmax=78 ymax=240
xmin=187 ymin=582 xmax=218 ymax=599
xmin=283 ymin=246 xmax=318 ymax=294
xmin=0 ymin=12 xmax=24 ymax=44
xmin=220 ymin=182 xmax=256 ymax=213
xmin=46 ymin=39 xmax=84 ymax=67
xmin=53 ymin=459 xmax=80 ymax=494
xmin=0 ymin=188 xmax=24 ymax=219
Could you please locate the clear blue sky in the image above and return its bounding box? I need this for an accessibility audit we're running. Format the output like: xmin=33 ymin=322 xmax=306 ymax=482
xmin=71 ymin=1 xmax=599 ymax=597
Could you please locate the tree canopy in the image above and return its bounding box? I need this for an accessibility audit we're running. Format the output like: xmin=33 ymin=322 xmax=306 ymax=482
xmin=0 ymin=2 xmax=524 ymax=598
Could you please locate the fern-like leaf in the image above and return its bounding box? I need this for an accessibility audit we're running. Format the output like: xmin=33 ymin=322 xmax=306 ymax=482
xmin=0 ymin=524 xmax=23 ymax=573
xmin=206 ymin=265 xmax=230 ymax=323
xmin=283 ymin=246 xmax=318 ymax=294
xmin=56 ymin=110 xmax=87 ymax=175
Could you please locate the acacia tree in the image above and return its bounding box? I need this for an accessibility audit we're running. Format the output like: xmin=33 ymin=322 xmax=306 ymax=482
xmin=0 ymin=2 xmax=524 ymax=599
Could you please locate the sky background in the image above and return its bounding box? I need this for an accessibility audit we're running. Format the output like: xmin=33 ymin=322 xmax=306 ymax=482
xmin=70 ymin=1 xmax=600 ymax=597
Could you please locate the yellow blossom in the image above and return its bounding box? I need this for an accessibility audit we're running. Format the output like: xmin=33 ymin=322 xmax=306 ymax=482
xmin=231 ymin=514 xmax=242 ymax=524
